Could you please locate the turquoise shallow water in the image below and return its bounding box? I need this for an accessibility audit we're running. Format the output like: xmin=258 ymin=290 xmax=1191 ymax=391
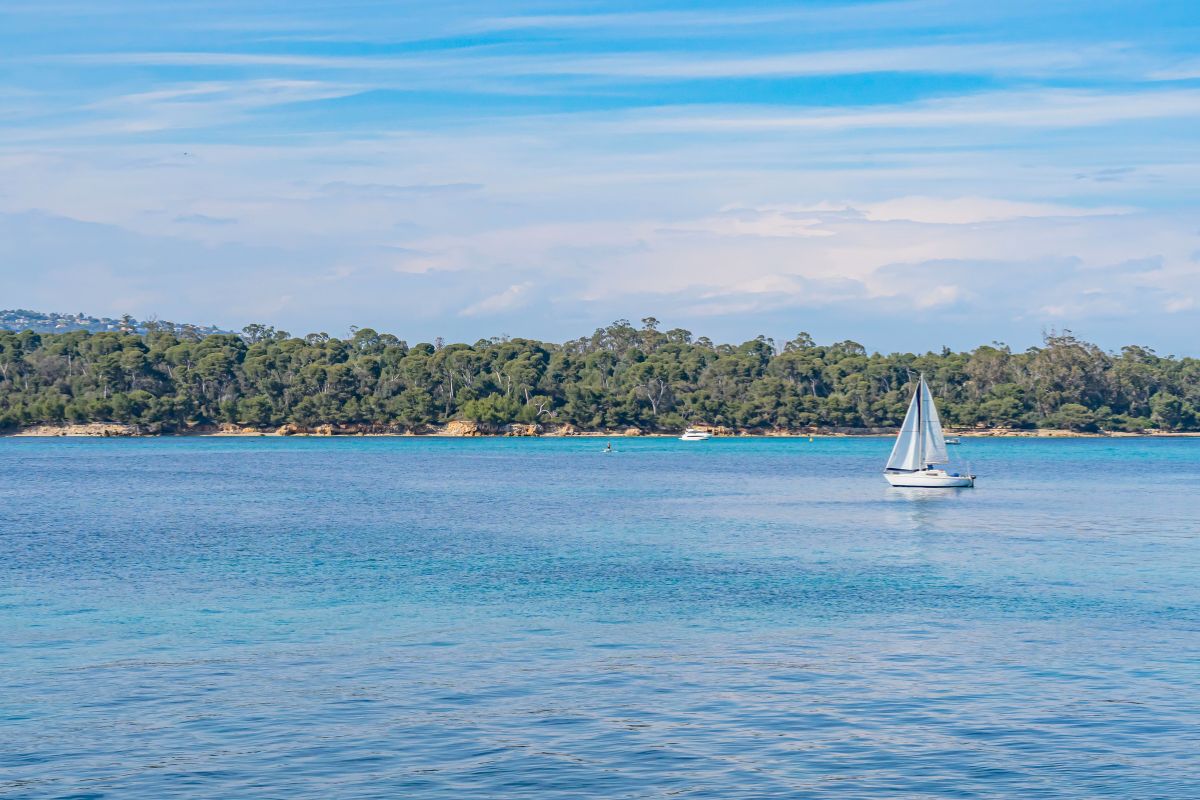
xmin=2 ymin=436 xmax=1198 ymax=798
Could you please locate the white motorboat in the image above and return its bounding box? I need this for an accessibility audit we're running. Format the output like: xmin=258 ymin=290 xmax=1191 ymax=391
xmin=679 ymin=427 xmax=712 ymax=441
xmin=884 ymin=376 xmax=975 ymax=488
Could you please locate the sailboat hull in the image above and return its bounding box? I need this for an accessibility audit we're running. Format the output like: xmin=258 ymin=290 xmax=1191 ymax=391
xmin=885 ymin=470 xmax=974 ymax=488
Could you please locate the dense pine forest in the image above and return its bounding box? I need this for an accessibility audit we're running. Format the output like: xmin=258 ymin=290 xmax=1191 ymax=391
xmin=1 ymin=318 xmax=1198 ymax=433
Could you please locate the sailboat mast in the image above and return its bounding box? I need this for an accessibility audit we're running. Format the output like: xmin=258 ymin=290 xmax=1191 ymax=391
xmin=916 ymin=375 xmax=924 ymax=469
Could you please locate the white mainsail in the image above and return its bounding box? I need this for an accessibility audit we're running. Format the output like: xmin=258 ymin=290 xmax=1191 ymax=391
xmin=886 ymin=386 xmax=922 ymax=471
xmin=885 ymin=375 xmax=949 ymax=472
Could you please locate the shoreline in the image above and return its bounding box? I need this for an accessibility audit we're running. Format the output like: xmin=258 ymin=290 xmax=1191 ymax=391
xmin=7 ymin=422 xmax=1200 ymax=439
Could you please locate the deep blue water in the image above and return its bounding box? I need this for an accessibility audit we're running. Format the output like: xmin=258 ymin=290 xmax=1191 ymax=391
xmin=2 ymin=436 xmax=1198 ymax=798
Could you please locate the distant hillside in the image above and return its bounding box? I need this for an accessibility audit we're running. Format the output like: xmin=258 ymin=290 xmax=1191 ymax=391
xmin=0 ymin=309 xmax=231 ymax=337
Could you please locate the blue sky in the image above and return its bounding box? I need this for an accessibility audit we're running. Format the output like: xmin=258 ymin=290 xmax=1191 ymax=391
xmin=2 ymin=0 xmax=1200 ymax=352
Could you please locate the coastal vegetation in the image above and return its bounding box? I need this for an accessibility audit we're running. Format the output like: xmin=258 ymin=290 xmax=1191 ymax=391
xmin=1 ymin=319 xmax=1198 ymax=434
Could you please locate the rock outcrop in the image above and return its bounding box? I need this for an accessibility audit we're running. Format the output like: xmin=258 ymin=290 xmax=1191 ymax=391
xmin=215 ymin=423 xmax=267 ymax=435
xmin=270 ymin=422 xmax=410 ymax=436
xmin=443 ymin=419 xmax=485 ymax=436
xmin=13 ymin=423 xmax=145 ymax=437
xmin=692 ymin=424 xmax=735 ymax=437
xmin=504 ymin=423 xmax=540 ymax=437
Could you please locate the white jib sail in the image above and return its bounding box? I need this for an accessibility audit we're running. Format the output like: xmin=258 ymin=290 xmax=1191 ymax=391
xmin=886 ymin=376 xmax=949 ymax=472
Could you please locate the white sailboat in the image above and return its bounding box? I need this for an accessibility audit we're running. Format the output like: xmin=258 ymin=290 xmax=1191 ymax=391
xmin=884 ymin=376 xmax=975 ymax=488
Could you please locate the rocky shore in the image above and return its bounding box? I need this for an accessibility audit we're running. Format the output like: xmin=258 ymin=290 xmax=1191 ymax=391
xmin=8 ymin=422 xmax=1194 ymax=438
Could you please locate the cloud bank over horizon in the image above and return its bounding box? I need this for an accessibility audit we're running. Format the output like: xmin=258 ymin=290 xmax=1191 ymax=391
xmin=2 ymin=0 xmax=1199 ymax=352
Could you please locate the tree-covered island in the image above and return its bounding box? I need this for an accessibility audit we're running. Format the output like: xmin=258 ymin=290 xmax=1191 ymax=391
xmin=1 ymin=318 xmax=1198 ymax=435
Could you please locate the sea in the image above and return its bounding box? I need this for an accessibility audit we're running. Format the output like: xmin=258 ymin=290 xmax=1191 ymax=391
xmin=2 ymin=436 xmax=1197 ymax=798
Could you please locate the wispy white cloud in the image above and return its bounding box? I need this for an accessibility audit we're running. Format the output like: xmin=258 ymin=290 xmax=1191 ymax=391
xmin=93 ymin=80 xmax=330 ymax=107
xmin=320 ymin=181 xmax=483 ymax=200
xmin=1147 ymin=58 xmax=1200 ymax=80
xmin=40 ymin=41 xmax=1142 ymax=81
xmin=465 ymin=0 xmax=1021 ymax=36
xmin=90 ymin=79 xmax=361 ymax=119
xmin=460 ymin=282 xmax=532 ymax=316
xmin=467 ymin=4 xmax=906 ymax=32
xmin=620 ymin=88 xmax=1200 ymax=133
xmin=0 ymin=79 xmax=362 ymax=142
xmin=47 ymin=51 xmax=417 ymax=69
xmin=858 ymin=196 xmax=1131 ymax=224
xmin=514 ymin=43 xmax=1137 ymax=80
xmin=660 ymin=207 xmax=835 ymax=239
xmin=173 ymin=213 xmax=236 ymax=225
